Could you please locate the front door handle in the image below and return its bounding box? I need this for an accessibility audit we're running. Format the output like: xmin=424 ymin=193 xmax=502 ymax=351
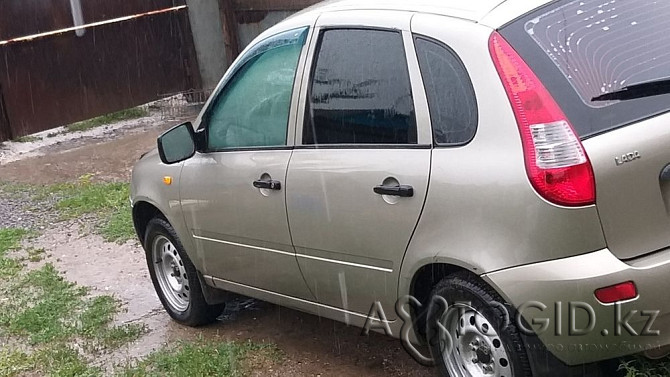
xmin=373 ymin=184 xmax=414 ymax=197
xmin=253 ymin=179 xmax=281 ymax=190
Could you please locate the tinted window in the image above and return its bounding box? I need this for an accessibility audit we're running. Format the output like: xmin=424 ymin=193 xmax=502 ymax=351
xmin=304 ymin=29 xmax=416 ymax=145
xmin=414 ymin=37 xmax=477 ymax=145
xmin=206 ymin=28 xmax=307 ymax=150
xmin=502 ymin=0 xmax=670 ymax=137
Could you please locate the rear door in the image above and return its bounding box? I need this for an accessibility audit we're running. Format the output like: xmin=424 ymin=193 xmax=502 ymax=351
xmin=285 ymin=11 xmax=432 ymax=319
xmin=501 ymin=0 xmax=670 ymax=260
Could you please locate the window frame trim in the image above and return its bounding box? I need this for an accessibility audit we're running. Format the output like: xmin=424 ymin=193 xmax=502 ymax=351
xmin=293 ymin=144 xmax=431 ymax=150
xmin=299 ymin=26 xmax=423 ymax=148
xmin=196 ymin=26 xmax=312 ymax=154
xmin=413 ymin=33 xmax=479 ymax=148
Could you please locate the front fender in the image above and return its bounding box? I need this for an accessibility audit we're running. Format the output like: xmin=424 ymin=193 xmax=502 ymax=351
xmin=130 ymin=152 xmax=203 ymax=272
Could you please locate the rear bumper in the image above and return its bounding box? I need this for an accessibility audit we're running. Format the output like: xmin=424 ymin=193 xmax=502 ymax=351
xmin=483 ymin=248 xmax=670 ymax=365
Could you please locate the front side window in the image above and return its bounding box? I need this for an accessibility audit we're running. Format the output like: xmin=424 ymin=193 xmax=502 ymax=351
xmin=206 ymin=28 xmax=308 ymax=150
xmin=304 ymin=29 xmax=416 ymax=145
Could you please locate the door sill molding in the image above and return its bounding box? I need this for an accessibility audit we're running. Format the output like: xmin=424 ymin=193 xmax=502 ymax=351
xmin=206 ymin=275 xmax=394 ymax=328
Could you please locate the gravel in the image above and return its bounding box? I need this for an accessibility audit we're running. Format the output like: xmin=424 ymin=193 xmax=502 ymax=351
xmin=0 ymin=189 xmax=60 ymax=230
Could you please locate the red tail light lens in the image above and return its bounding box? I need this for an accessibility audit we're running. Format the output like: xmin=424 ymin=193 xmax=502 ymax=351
xmin=489 ymin=32 xmax=595 ymax=207
xmin=595 ymin=281 xmax=638 ymax=304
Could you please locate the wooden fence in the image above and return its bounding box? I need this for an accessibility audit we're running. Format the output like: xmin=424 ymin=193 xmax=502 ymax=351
xmin=0 ymin=0 xmax=322 ymax=141
xmin=0 ymin=0 xmax=200 ymax=141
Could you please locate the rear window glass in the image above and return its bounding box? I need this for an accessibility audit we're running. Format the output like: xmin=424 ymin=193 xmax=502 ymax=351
xmin=502 ymin=0 xmax=670 ymax=137
xmin=414 ymin=37 xmax=478 ymax=146
xmin=303 ymin=29 xmax=416 ymax=145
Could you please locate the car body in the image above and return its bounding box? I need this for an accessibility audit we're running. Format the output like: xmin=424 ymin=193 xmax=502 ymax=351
xmin=131 ymin=0 xmax=670 ymax=375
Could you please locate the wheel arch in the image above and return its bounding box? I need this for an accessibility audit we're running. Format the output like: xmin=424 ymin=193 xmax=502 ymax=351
xmin=132 ymin=200 xmax=168 ymax=247
xmin=407 ymin=261 xmax=512 ymax=343
xmin=410 ymin=263 xmax=476 ymax=307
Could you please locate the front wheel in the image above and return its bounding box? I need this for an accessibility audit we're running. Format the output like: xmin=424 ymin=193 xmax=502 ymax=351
xmin=426 ymin=273 xmax=532 ymax=377
xmin=145 ymin=217 xmax=224 ymax=326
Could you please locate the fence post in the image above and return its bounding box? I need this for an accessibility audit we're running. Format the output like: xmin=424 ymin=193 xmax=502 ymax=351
xmin=218 ymin=0 xmax=240 ymax=67
xmin=0 ymin=84 xmax=13 ymax=142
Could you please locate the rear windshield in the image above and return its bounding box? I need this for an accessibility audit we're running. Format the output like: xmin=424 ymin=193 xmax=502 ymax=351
xmin=501 ymin=0 xmax=670 ymax=138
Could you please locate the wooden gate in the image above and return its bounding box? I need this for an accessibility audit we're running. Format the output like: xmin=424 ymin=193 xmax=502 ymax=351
xmin=0 ymin=0 xmax=201 ymax=141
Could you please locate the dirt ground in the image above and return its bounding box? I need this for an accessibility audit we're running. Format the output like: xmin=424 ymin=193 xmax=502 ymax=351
xmin=0 ymin=119 xmax=436 ymax=376
xmin=0 ymin=120 xmax=175 ymax=184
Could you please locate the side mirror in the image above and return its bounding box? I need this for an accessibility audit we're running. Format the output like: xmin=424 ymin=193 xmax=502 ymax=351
xmin=157 ymin=122 xmax=196 ymax=164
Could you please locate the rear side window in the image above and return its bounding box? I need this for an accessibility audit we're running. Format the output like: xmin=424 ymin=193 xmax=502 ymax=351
xmin=502 ymin=0 xmax=670 ymax=137
xmin=414 ymin=37 xmax=477 ymax=145
xmin=303 ymin=29 xmax=416 ymax=145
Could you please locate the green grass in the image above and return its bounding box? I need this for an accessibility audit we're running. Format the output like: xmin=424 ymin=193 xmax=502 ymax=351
xmin=117 ymin=340 xmax=279 ymax=377
xmin=0 ymin=225 xmax=146 ymax=376
xmin=619 ymin=355 xmax=670 ymax=377
xmin=4 ymin=263 xmax=88 ymax=344
xmin=0 ymin=262 xmax=144 ymax=346
xmin=102 ymin=207 xmax=135 ymax=243
xmin=34 ymin=345 xmax=101 ymax=377
xmin=1 ymin=345 xmax=101 ymax=377
xmin=1 ymin=340 xmax=280 ymax=377
xmin=0 ymin=180 xmax=282 ymax=376
xmin=0 ymin=228 xmax=28 ymax=255
xmin=12 ymin=135 xmax=40 ymax=143
xmin=93 ymin=324 xmax=146 ymax=352
xmin=66 ymin=107 xmax=149 ymax=133
xmin=0 ymin=349 xmax=34 ymax=377
xmin=0 ymin=182 xmax=33 ymax=197
xmin=1 ymin=179 xmax=135 ymax=243
xmin=80 ymin=296 xmax=145 ymax=351
xmin=1 ymin=261 xmax=143 ymax=347
xmin=36 ymin=176 xmax=135 ymax=243
xmin=0 ymin=228 xmax=29 ymax=278
xmin=26 ymin=247 xmax=46 ymax=262
xmin=53 ymin=182 xmax=128 ymax=219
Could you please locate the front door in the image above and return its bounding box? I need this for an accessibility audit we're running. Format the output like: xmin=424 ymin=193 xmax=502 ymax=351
xmin=180 ymin=27 xmax=313 ymax=300
xmin=286 ymin=14 xmax=432 ymax=320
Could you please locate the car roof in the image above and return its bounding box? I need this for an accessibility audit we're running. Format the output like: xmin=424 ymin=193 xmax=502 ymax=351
xmin=296 ymin=0 xmax=554 ymax=27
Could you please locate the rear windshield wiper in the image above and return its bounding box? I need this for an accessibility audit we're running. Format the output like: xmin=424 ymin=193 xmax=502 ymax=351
xmin=592 ymin=78 xmax=670 ymax=102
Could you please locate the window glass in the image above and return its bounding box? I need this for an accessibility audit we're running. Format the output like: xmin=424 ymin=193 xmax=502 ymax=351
xmin=524 ymin=0 xmax=670 ymax=108
xmin=206 ymin=28 xmax=307 ymax=150
xmin=414 ymin=37 xmax=477 ymax=145
xmin=502 ymin=0 xmax=670 ymax=137
xmin=304 ymin=29 xmax=416 ymax=145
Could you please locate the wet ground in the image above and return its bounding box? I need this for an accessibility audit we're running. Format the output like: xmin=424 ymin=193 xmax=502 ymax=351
xmin=0 ymin=115 xmax=176 ymax=184
xmin=35 ymin=225 xmax=433 ymax=376
xmin=0 ymin=117 xmax=436 ymax=376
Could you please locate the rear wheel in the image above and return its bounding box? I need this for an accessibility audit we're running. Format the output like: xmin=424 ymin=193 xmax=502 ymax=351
xmin=427 ymin=273 xmax=532 ymax=377
xmin=145 ymin=218 xmax=224 ymax=326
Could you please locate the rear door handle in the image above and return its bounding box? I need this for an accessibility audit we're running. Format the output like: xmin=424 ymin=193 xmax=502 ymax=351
xmin=373 ymin=184 xmax=414 ymax=197
xmin=253 ymin=179 xmax=282 ymax=190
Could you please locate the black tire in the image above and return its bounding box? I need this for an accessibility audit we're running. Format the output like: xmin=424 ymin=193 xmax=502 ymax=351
xmin=144 ymin=217 xmax=224 ymax=326
xmin=426 ymin=273 xmax=532 ymax=377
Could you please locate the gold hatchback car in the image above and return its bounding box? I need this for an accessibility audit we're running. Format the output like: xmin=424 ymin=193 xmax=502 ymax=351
xmin=131 ymin=0 xmax=670 ymax=376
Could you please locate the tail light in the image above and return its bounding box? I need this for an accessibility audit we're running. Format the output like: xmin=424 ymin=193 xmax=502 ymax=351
xmin=489 ymin=32 xmax=595 ymax=207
